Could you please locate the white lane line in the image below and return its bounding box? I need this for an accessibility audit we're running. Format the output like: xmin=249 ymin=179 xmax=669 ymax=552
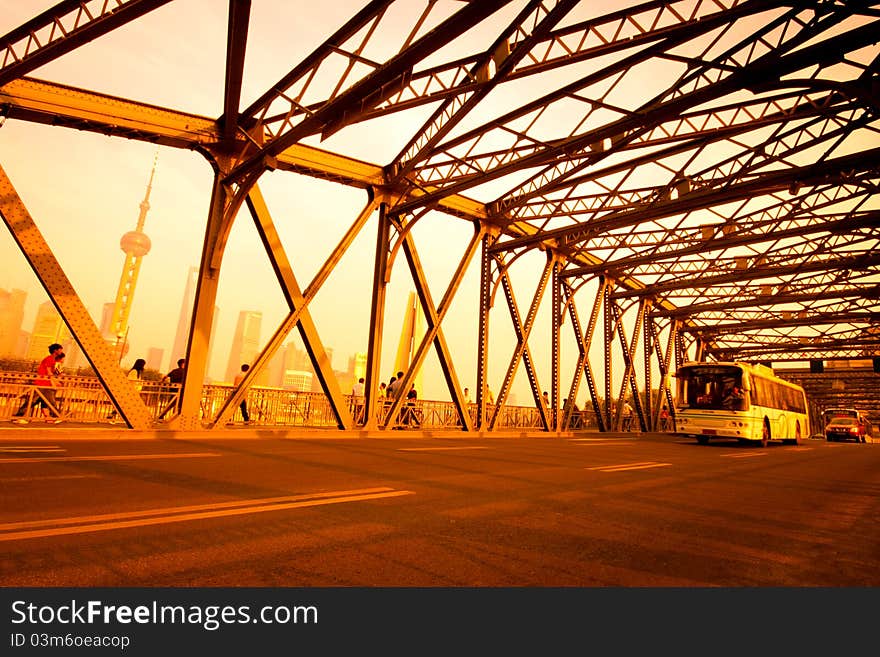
xmin=587 ymin=461 xmax=657 ymax=470
xmin=586 ymin=461 xmax=672 ymax=472
xmin=0 ymin=452 xmax=220 ymax=464
xmin=0 ymin=474 xmax=101 ymax=483
xmin=569 ymin=438 xmax=638 ymax=442
xmin=398 ymin=446 xmax=489 ymax=452
xmin=0 ymin=487 xmax=414 ymax=542
xmin=596 ymin=463 xmax=672 ymax=473
xmin=721 ymin=452 xmax=768 ymax=459
xmin=572 ymin=442 xmax=639 ymax=447
xmin=0 ymin=446 xmax=65 ymax=453
xmin=0 ymin=487 xmax=398 ymax=531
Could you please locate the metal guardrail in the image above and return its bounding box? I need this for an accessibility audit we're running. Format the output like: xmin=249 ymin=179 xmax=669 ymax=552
xmin=1 ymin=373 xmax=591 ymax=431
xmin=0 ymin=374 xmax=180 ymax=425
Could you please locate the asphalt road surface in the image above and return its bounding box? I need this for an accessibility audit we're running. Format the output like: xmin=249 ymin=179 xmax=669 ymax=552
xmin=1 ymin=432 xmax=878 ymax=586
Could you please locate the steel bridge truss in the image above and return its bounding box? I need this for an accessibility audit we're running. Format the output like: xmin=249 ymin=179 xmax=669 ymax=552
xmin=0 ymin=0 xmax=878 ymax=431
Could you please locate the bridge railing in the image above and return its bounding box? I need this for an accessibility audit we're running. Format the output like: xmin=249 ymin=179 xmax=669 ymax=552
xmin=0 ymin=373 xmax=181 ymax=424
xmin=0 ymin=374 xmax=560 ymax=431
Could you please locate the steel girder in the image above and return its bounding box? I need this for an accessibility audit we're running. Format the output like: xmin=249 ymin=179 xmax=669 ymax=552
xmin=0 ymin=164 xmax=153 ymax=429
xmin=0 ymin=1 xmax=173 ymax=87
xmin=0 ymin=1 xmax=878 ymax=432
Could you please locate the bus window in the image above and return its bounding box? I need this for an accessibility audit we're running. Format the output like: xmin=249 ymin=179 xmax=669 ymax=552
xmin=677 ymin=365 xmax=744 ymax=410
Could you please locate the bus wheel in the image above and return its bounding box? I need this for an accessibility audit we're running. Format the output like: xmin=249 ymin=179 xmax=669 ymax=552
xmin=760 ymin=420 xmax=770 ymax=448
xmin=697 ymin=436 xmax=709 ymax=445
xmin=788 ymin=422 xmax=802 ymax=446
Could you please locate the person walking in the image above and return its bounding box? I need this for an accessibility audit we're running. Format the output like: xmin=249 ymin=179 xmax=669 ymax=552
xmin=158 ymin=358 xmax=186 ymax=420
xmin=233 ymin=364 xmax=251 ymax=424
xmin=127 ymin=358 xmax=146 ymax=387
xmin=163 ymin=358 xmax=186 ymax=385
xmin=404 ymin=384 xmax=419 ymax=428
xmin=388 ymin=371 xmax=404 ymax=398
xmin=564 ymin=398 xmax=581 ymax=429
xmin=351 ymin=377 xmax=365 ymax=425
xmin=106 ymin=357 xmax=146 ymax=421
xmin=16 ymin=344 xmax=65 ymax=424
xmin=571 ymin=400 xmax=581 ymax=429
xmin=622 ymin=400 xmax=634 ymax=432
xmin=386 ymin=371 xmax=405 ymax=427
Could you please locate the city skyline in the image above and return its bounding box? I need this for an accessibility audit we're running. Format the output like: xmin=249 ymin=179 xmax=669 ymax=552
xmin=0 ymin=1 xmax=594 ymax=407
xmin=0 ymin=281 xmax=382 ymax=391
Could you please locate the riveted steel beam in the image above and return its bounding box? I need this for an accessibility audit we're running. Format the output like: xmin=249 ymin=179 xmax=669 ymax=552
xmin=0 ymin=0 xmax=173 ymax=86
xmin=0 ymin=163 xmax=152 ymax=429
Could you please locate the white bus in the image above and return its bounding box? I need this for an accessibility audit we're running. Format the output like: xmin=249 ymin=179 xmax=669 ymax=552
xmin=674 ymin=361 xmax=809 ymax=447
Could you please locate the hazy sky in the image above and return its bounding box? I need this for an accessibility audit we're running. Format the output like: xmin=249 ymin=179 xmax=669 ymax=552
xmin=0 ymin=1 xmax=577 ymax=402
xmin=3 ymin=1 xmax=871 ymax=403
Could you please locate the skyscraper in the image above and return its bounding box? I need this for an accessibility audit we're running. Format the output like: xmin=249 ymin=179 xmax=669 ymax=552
xmin=0 ymin=287 xmax=26 ymax=357
xmin=351 ymin=352 xmax=367 ymax=381
xmin=268 ymin=340 xmax=303 ymax=387
xmin=98 ymin=301 xmax=128 ymax=364
xmin=25 ymin=301 xmax=72 ymax=362
xmin=98 ymin=302 xmax=115 ymax=337
xmin=283 ymin=370 xmax=313 ymax=392
xmin=394 ymin=292 xmax=424 ymax=395
xmin=146 ymin=347 xmax=164 ymax=372
xmin=340 ymin=351 xmax=367 ymax=396
xmin=225 ymin=310 xmax=262 ymax=383
xmin=171 ymin=265 xmax=218 ymax=374
xmin=171 ymin=266 xmax=198 ymax=366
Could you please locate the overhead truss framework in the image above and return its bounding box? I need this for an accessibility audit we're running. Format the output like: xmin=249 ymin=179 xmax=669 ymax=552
xmin=0 ymin=0 xmax=878 ymax=432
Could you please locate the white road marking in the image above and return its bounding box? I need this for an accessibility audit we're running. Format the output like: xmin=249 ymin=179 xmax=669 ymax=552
xmin=0 ymin=446 xmax=65 ymax=453
xmin=0 ymin=474 xmax=102 ymax=482
xmin=571 ymin=442 xmax=639 ymax=446
xmin=398 ymin=446 xmax=488 ymax=452
xmin=0 ymin=452 xmax=220 ymax=464
xmin=569 ymin=438 xmax=639 ymax=442
xmin=0 ymin=487 xmax=414 ymax=542
xmin=587 ymin=461 xmax=672 ymax=472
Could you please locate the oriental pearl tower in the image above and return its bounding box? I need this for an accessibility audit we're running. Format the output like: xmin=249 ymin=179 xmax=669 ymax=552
xmin=107 ymin=151 xmax=157 ymax=353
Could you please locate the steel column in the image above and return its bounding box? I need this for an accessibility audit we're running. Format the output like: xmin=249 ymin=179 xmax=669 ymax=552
xmin=476 ymin=231 xmax=499 ymax=429
xmin=172 ymin=174 xmax=229 ymax=429
xmin=561 ymin=282 xmax=581 ymax=431
xmin=551 ymin=254 xmax=562 ymax=431
xmin=643 ymin=300 xmax=654 ymax=431
xmin=363 ymin=203 xmax=391 ymax=430
xmin=603 ymin=279 xmax=613 ymax=431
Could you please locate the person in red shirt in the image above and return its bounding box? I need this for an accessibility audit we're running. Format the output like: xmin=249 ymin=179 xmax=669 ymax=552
xmin=14 ymin=342 xmax=64 ymax=424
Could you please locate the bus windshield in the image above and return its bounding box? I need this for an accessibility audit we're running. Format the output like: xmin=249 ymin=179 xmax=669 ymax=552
xmin=677 ymin=365 xmax=747 ymax=411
